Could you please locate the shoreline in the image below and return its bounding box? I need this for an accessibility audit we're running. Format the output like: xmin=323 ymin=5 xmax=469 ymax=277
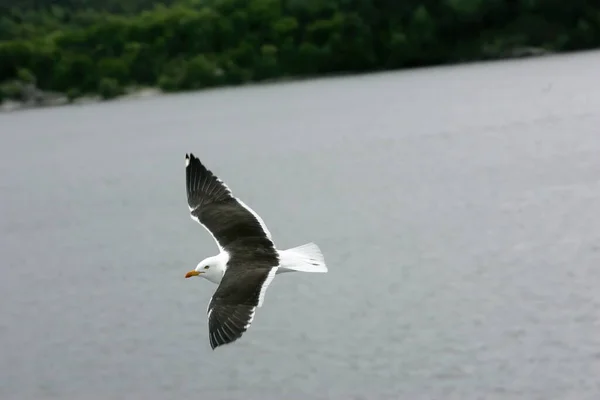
xmin=0 ymin=86 xmax=164 ymax=113
xmin=0 ymin=46 xmax=555 ymax=114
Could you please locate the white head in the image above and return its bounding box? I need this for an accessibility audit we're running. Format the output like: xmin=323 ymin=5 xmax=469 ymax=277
xmin=184 ymin=255 xmax=226 ymax=284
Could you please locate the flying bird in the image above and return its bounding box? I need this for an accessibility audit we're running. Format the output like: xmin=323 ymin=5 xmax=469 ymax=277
xmin=183 ymin=153 xmax=328 ymax=350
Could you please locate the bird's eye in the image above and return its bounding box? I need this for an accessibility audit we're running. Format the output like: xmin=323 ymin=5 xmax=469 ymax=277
xmin=204 ymin=265 xmax=210 ymax=269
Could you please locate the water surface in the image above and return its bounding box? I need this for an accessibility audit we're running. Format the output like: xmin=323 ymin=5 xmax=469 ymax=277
xmin=2 ymin=51 xmax=600 ymax=399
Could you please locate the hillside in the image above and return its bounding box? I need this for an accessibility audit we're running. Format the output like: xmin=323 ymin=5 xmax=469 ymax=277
xmin=1 ymin=0 xmax=599 ymax=106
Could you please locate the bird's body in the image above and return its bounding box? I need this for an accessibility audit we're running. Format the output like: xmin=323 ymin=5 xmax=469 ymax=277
xmin=183 ymin=153 xmax=327 ymax=350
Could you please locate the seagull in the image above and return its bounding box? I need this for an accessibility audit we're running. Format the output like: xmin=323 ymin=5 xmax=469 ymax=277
xmin=183 ymin=153 xmax=328 ymax=350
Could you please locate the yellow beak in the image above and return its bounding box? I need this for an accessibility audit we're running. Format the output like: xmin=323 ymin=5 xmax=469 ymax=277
xmin=185 ymin=270 xmax=202 ymax=278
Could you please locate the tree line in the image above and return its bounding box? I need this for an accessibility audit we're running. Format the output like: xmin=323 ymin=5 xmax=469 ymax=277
xmin=1 ymin=0 xmax=599 ymax=103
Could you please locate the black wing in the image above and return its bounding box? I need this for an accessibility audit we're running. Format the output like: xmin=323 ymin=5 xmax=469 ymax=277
xmin=207 ymin=259 xmax=278 ymax=349
xmin=185 ymin=153 xmax=273 ymax=251
xmin=185 ymin=153 xmax=280 ymax=349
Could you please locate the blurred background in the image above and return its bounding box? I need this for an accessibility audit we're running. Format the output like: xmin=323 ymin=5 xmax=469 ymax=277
xmin=1 ymin=0 xmax=599 ymax=107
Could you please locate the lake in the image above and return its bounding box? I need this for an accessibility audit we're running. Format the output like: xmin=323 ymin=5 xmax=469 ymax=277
xmin=1 ymin=50 xmax=600 ymax=400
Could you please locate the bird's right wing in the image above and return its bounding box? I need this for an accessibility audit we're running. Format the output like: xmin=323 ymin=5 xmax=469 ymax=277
xmin=206 ymin=265 xmax=278 ymax=350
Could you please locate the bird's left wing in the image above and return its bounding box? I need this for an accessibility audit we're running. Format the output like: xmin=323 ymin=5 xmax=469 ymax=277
xmin=185 ymin=153 xmax=273 ymax=251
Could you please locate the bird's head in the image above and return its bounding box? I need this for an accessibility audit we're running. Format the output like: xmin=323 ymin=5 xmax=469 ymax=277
xmin=185 ymin=256 xmax=224 ymax=283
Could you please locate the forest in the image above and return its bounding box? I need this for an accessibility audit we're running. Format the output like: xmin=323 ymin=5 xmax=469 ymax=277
xmin=1 ymin=0 xmax=599 ymax=104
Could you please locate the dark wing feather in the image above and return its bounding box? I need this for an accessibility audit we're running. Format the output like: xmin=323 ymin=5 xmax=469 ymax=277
xmin=186 ymin=153 xmax=232 ymax=210
xmin=207 ymin=266 xmax=276 ymax=349
xmin=185 ymin=153 xmax=273 ymax=251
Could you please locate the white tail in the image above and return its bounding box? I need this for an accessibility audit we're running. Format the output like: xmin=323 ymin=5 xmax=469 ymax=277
xmin=277 ymin=242 xmax=328 ymax=273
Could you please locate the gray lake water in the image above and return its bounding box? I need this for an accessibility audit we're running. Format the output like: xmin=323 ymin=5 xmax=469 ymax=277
xmin=2 ymin=50 xmax=600 ymax=400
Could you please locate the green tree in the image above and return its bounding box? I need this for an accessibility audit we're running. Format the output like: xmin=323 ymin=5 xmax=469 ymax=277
xmin=254 ymin=44 xmax=279 ymax=80
xmin=98 ymin=77 xmax=124 ymax=99
xmin=181 ymin=54 xmax=222 ymax=89
xmin=1 ymin=0 xmax=600 ymax=101
xmin=97 ymin=57 xmax=129 ymax=83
